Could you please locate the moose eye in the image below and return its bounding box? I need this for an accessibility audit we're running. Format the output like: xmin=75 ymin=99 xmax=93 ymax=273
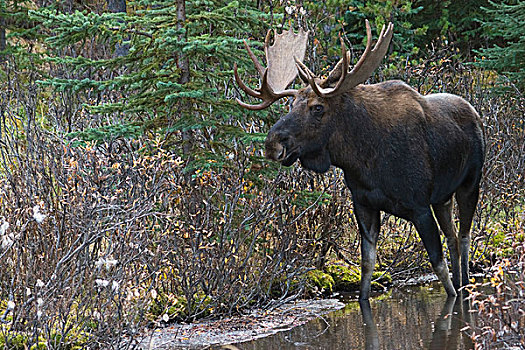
xmin=311 ymin=105 xmax=324 ymax=115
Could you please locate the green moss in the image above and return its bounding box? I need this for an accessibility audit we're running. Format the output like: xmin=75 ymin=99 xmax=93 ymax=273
xmin=326 ymin=263 xmax=361 ymax=291
xmin=307 ymin=269 xmax=335 ymax=293
xmin=46 ymin=331 xmax=86 ymax=350
xmin=148 ymin=291 xmax=215 ymax=322
xmin=491 ymin=230 xmax=506 ymax=246
xmin=148 ymin=292 xmax=187 ymax=322
xmin=0 ymin=333 xmax=27 ymax=350
xmin=371 ymin=270 xmax=392 ymax=289
xmin=326 ymin=262 xmax=392 ymax=292
xmin=0 ymin=332 xmax=80 ymax=350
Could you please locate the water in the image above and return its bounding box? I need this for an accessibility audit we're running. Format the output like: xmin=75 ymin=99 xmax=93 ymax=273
xmin=235 ymin=281 xmax=475 ymax=349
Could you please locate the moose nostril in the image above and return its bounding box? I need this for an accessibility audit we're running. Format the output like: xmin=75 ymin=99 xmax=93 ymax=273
xmin=265 ymin=130 xmax=291 ymax=161
xmin=277 ymin=147 xmax=286 ymax=160
xmin=265 ymin=142 xmax=286 ymax=161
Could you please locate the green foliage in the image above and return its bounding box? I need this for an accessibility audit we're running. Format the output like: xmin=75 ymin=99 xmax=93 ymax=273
xmin=326 ymin=262 xmax=391 ymax=291
xmin=476 ymin=0 xmax=525 ymax=92
xmin=28 ymin=0 xmax=277 ymax=171
xmin=0 ymin=333 xmax=28 ymax=350
xmin=343 ymin=0 xmax=425 ymax=56
xmin=307 ymin=269 xmax=335 ymax=293
xmin=148 ymin=292 xmax=192 ymax=322
xmin=29 ymin=9 xmax=128 ymax=48
xmin=292 ymin=190 xmax=331 ymax=208
xmin=0 ymin=330 xmax=82 ymax=350
xmin=0 ymin=0 xmax=39 ymax=40
xmin=67 ymin=123 xmax=143 ymax=145
xmin=410 ymin=0 xmax=491 ymax=55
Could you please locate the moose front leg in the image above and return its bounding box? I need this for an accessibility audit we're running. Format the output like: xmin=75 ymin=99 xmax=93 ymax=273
xmin=354 ymin=204 xmax=381 ymax=300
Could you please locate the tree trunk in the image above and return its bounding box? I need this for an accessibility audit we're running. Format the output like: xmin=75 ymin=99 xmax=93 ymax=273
xmin=0 ymin=22 xmax=5 ymax=63
xmin=108 ymin=0 xmax=128 ymax=56
xmin=108 ymin=0 xmax=126 ymax=12
xmin=176 ymin=0 xmax=190 ymax=85
xmin=0 ymin=2 xmax=6 ymax=63
xmin=62 ymin=0 xmax=74 ymax=13
xmin=176 ymin=0 xmax=194 ymax=185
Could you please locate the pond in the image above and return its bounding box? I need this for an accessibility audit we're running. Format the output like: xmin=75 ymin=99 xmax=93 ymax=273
xmin=235 ymin=281 xmax=475 ymax=350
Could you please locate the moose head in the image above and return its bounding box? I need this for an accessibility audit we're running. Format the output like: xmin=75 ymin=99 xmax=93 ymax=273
xmin=234 ymin=20 xmax=392 ymax=173
xmin=233 ymin=21 xmax=485 ymax=300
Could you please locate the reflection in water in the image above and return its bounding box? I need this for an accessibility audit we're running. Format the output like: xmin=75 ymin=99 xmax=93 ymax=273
xmin=428 ymin=293 xmax=473 ymax=350
xmin=236 ymin=282 xmax=475 ymax=349
xmin=359 ymin=300 xmax=378 ymax=350
xmin=360 ymin=293 xmax=473 ymax=350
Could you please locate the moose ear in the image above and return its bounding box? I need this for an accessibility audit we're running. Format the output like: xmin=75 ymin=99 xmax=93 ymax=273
xmin=321 ymin=50 xmax=351 ymax=88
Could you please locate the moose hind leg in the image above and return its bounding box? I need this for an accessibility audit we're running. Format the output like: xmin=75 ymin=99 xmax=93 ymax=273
xmin=413 ymin=208 xmax=457 ymax=297
xmin=354 ymin=204 xmax=381 ymax=300
xmin=433 ymin=201 xmax=461 ymax=291
xmin=456 ymin=181 xmax=480 ymax=287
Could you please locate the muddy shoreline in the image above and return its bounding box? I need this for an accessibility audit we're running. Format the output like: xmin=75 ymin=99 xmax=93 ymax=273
xmin=134 ymin=274 xmax=485 ymax=349
xmin=136 ymin=299 xmax=345 ymax=349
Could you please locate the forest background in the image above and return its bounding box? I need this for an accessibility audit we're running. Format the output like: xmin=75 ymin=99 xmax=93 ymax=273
xmin=0 ymin=0 xmax=523 ymax=348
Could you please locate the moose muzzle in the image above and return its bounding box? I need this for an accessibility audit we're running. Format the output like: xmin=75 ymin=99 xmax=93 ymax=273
xmin=264 ymin=133 xmax=286 ymax=161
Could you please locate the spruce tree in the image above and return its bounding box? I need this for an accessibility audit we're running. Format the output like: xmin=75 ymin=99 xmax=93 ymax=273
xmin=30 ymin=0 xmax=278 ymax=173
xmin=477 ymin=0 xmax=525 ymax=92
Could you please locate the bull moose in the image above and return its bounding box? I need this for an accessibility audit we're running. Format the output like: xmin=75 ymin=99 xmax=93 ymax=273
xmin=233 ymin=21 xmax=485 ymax=299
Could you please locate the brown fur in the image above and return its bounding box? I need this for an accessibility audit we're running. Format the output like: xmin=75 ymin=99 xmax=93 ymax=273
xmin=264 ymin=79 xmax=485 ymax=299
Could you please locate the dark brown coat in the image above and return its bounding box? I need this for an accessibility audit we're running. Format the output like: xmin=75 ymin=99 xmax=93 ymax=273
xmin=265 ymin=80 xmax=485 ymax=299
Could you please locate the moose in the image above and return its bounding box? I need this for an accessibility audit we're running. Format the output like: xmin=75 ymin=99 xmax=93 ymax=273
xmin=233 ymin=21 xmax=485 ymax=299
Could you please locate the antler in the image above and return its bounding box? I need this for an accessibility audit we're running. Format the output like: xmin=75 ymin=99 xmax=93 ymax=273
xmin=296 ymin=20 xmax=393 ymax=98
xmin=234 ymin=27 xmax=309 ymax=110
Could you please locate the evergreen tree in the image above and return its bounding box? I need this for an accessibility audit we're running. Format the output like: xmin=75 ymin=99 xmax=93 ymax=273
xmin=342 ymin=0 xmax=425 ymax=56
xmin=411 ymin=0 xmax=490 ymax=56
xmin=0 ymin=0 xmax=37 ymax=60
xmin=476 ymin=0 xmax=524 ymax=93
xmin=30 ymin=0 xmax=278 ymax=173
